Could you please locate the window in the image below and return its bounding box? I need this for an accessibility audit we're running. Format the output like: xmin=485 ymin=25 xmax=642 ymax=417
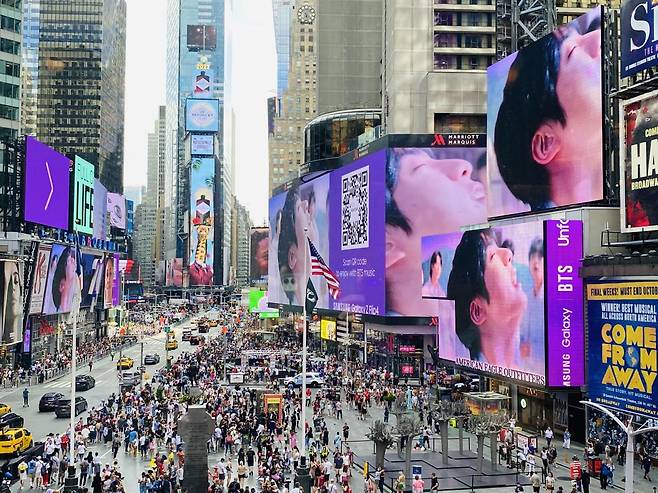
xmin=0 ymin=38 xmax=19 ymax=55
xmin=0 ymin=0 xmax=21 ymax=9
xmin=468 ymin=13 xmax=481 ymax=26
xmin=435 ymin=12 xmax=452 ymax=25
xmin=464 ymin=35 xmax=482 ymax=48
xmin=433 ymin=54 xmax=457 ymax=70
xmin=0 ymin=15 xmax=20 ymax=33
xmin=434 ymin=113 xmax=486 ymax=133
xmin=469 ymin=56 xmax=479 ymax=69
xmin=434 ymin=33 xmax=453 ymax=48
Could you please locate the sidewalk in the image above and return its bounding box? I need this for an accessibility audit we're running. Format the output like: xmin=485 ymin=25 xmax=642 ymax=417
xmin=309 ymin=394 xmax=658 ymax=493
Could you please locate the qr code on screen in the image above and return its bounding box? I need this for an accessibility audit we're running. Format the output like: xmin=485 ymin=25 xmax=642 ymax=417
xmin=341 ymin=166 xmax=369 ymax=250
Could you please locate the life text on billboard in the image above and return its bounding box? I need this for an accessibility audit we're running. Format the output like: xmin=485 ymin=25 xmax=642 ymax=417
xmin=189 ymin=158 xmax=214 ymax=286
xmin=621 ymin=89 xmax=658 ymax=232
xmin=621 ymin=0 xmax=658 ymax=77
xmin=24 ymin=137 xmax=71 ymax=230
xmin=487 ymin=7 xmax=603 ymax=218
xmin=545 ymin=219 xmax=585 ymax=387
xmin=587 ymin=280 xmax=658 ymax=418
xmin=73 ymin=156 xmax=94 ymax=235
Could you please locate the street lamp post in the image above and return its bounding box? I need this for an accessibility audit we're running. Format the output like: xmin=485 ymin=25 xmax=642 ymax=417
xmin=580 ymin=400 xmax=658 ymax=493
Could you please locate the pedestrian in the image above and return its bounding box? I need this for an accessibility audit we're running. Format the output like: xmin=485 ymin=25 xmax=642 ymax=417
xmin=412 ymin=475 xmax=424 ymax=493
xmin=545 ymin=471 xmax=556 ymax=492
xmin=396 ymin=472 xmax=406 ymax=493
xmin=515 ymin=482 xmax=525 ymax=492
xmin=430 ymin=472 xmax=439 ymax=492
xmin=17 ymin=459 xmax=27 ymax=489
xmin=89 ymin=360 xmax=93 ymax=372
xmin=643 ymin=454 xmax=652 ymax=480
xmin=530 ymin=470 xmax=541 ymax=493
xmin=581 ymin=469 xmax=591 ymax=493
xmin=22 ymin=387 xmax=28 ymax=407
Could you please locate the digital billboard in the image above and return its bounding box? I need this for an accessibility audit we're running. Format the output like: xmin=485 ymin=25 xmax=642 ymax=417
xmin=93 ymin=179 xmax=108 ymax=240
xmin=29 ymin=244 xmax=51 ymax=314
xmin=386 ymin=146 xmax=487 ymax=317
xmin=126 ymin=199 xmax=134 ymax=235
xmin=487 ymin=7 xmax=603 ymax=218
xmin=320 ymin=318 xmax=337 ymax=341
xmin=72 ymin=156 xmax=94 ymax=235
xmin=186 ymin=99 xmax=220 ymax=133
xmin=621 ymin=89 xmax=658 ymax=232
xmin=191 ymin=135 xmax=214 ymax=156
xmin=621 ymin=0 xmax=658 ymax=77
xmin=545 ymin=219 xmax=584 ymax=387
xmin=0 ymin=260 xmax=24 ymax=345
xmin=43 ymin=244 xmax=77 ymax=315
xmin=189 ymin=158 xmax=214 ymax=286
xmin=106 ymin=193 xmax=126 ymax=230
xmin=193 ymin=70 xmax=213 ymax=96
xmin=269 ymin=170 xmax=331 ymax=309
xmin=250 ymin=227 xmax=269 ymax=283
xmin=166 ymin=258 xmax=183 ymax=287
xmin=425 ymin=221 xmax=546 ymax=385
xmin=24 ymin=136 xmax=71 ymax=230
xmin=112 ymin=254 xmax=120 ymax=307
xmin=186 ymin=24 xmax=217 ymax=51
xmin=80 ymin=253 xmax=103 ymax=308
xmin=102 ymin=255 xmax=114 ymax=309
xmin=587 ymin=280 xmax=658 ymax=418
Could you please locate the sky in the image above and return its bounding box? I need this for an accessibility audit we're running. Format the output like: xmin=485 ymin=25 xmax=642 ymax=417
xmin=123 ymin=0 xmax=275 ymax=224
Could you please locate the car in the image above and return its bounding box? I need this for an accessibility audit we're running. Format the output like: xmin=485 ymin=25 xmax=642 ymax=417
xmin=0 ymin=404 xmax=11 ymax=416
xmin=38 ymin=392 xmax=65 ymax=412
xmin=189 ymin=335 xmax=206 ymax=345
xmin=54 ymin=397 xmax=88 ymax=418
xmin=198 ymin=324 xmax=209 ymax=333
xmin=116 ymin=357 xmax=134 ymax=370
xmin=181 ymin=330 xmax=192 ymax=341
xmin=119 ymin=371 xmax=141 ymax=387
xmin=284 ymin=372 xmax=325 ymax=388
xmin=144 ymin=353 xmax=160 ymax=365
xmin=75 ymin=375 xmax=96 ymax=391
xmin=271 ymin=368 xmax=297 ymax=380
xmin=0 ymin=413 xmax=23 ymax=429
xmin=166 ymin=339 xmax=178 ymax=350
xmin=208 ymin=320 xmax=218 ymax=327
xmin=0 ymin=428 xmax=32 ymax=456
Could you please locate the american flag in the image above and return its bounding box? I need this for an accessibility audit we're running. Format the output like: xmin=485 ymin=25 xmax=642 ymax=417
xmin=307 ymin=238 xmax=340 ymax=299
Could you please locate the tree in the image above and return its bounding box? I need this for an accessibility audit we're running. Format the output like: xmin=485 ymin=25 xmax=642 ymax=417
xmin=431 ymin=400 xmax=471 ymax=464
xmin=366 ymin=420 xmax=395 ymax=469
xmin=466 ymin=411 xmax=508 ymax=473
xmin=392 ymin=398 xmax=424 ymax=491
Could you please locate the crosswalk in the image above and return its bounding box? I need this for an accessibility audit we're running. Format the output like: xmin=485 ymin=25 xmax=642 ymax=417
xmin=43 ymin=380 xmax=103 ymax=389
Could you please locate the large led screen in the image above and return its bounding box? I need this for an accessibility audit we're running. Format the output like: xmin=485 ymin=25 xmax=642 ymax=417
xmin=269 ymin=171 xmax=331 ymax=309
xmin=186 ymin=99 xmax=220 ymax=133
xmin=24 ymin=136 xmax=71 ymax=230
xmin=166 ymin=258 xmax=183 ymax=287
xmin=487 ymin=7 xmax=603 ymax=218
xmin=191 ymin=134 xmax=214 ymax=156
xmin=72 ymin=156 xmax=94 ymax=235
xmin=43 ymin=244 xmax=78 ymax=315
xmin=386 ymin=146 xmax=487 ymax=317
xmin=102 ymin=255 xmax=114 ymax=309
xmin=189 ymin=158 xmax=214 ymax=286
xmin=250 ymin=227 xmax=269 ymax=283
xmin=93 ymin=179 xmax=108 ymax=240
xmin=186 ymin=24 xmax=217 ymax=51
xmin=621 ymin=0 xmax=658 ymax=77
xmin=587 ymin=279 xmax=658 ymax=418
xmin=426 ymin=222 xmax=546 ymax=385
xmin=106 ymin=193 xmax=126 ymax=230
xmin=29 ymin=244 xmax=51 ymax=314
xmin=112 ymin=254 xmax=120 ymax=307
xmin=621 ymin=89 xmax=658 ymax=232
xmin=0 ymin=260 xmax=24 ymax=345
xmin=80 ymin=253 xmax=103 ymax=308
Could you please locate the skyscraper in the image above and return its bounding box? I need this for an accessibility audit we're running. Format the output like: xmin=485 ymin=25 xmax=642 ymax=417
xmin=165 ymin=0 xmax=228 ymax=285
xmin=268 ymin=0 xmax=317 ymax=195
xmin=0 ymin=0 xmax=22 ymax=140
xmin=272 ymin=0 xmax=294 ymax=98
xmin=21 ymin=0 xmax=127 ymax=193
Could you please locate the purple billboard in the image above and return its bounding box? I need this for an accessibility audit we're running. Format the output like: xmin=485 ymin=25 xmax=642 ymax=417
xmin=24 ymin=136 xmax=71 ymax=230
xmin=112 ymin=254 xmax=120 ymax=307
xmin=545 ymin=219 xmax=584 ymax=387
xmin=330 ymin=149 xmax=387 ymax=315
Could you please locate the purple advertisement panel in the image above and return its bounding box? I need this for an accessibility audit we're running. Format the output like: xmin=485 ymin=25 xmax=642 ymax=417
xmin=545 ymin=219 xmax=584 ymax=387
xmin=329 ymin=149 xmax=387 ymax=315
xmin=24 ymin=136 xmax=71 ymax=230
xmin=112 ymin=254 xmax=120 ymax=307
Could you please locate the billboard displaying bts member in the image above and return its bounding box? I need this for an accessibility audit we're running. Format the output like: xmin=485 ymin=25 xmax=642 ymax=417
xmin=43 ymin=245 xmax=77 ymax=315
xmin=385 ymin=147 xmax=487 ymax=316
xmin=0 ymin=261 xmax=23 ymax=344
xmin=488 ymin=7 xmax=603 ymax=217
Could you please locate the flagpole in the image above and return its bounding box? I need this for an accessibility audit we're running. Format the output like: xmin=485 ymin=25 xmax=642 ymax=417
xmin=300 ymin=226 xmax=308 ymax=463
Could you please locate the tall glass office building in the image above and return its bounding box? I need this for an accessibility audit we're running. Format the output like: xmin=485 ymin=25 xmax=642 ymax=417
xmin=0 ymin=0 xmax=22 ymax=140
xmin=272 ymin=0 xmax=293 ymax=98
xmin=20 ymin=0 xmax=127 ymax=193
xmin=165 ymin=0 xmax=228 ymax=285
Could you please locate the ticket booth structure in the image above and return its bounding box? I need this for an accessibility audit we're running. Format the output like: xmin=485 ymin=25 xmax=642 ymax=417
xmin=264 ymin=393 xmax=284 ymax=424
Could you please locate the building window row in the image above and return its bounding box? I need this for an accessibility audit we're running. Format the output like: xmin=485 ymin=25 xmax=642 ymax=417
xmin=0 ymin=0 xmax=20 ymax=10
xmin=433 ymin=53 xmax=493 ymax=70
xmin=0 ymin=81 xmax=18 ymax=99
xmin=0 ymin=15 xmax=20 ymax=33
xmin=434 ymin=33 xmax=493 ymax=48
xmin=0 ymin=37 xmax=19 ymax=55
xmin=434 ymin=11 xmax=493 ymax=27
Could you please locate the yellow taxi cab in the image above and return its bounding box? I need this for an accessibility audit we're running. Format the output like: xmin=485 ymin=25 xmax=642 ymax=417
xmin=208 ymin=320 xmax=218 ymax=327
xmin=0 ymin=404 xmax=11 ymax=416
xmin=116 ymin=357 xmax=134 ymax=370
xmin=0 ymin=428 xmax=32 ymax=456
xmin=166 ymin=339 xmax=178 ymax=350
